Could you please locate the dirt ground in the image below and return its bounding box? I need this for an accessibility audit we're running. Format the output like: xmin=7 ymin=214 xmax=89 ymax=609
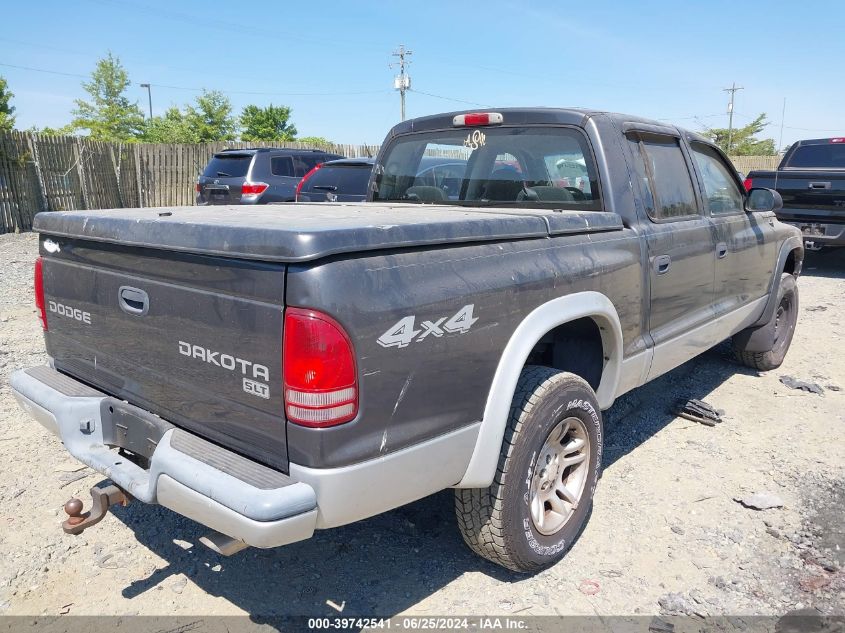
xmin=0 ymin=231 xmax=842 ymax=618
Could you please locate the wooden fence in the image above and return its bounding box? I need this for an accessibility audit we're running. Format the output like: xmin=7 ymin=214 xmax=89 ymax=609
xmin=0 ymin=132 xmax=380 ymax=234
xmin=729 ymin=155 xmax=780 ymax=173
xmin=0 ymin=130 xmax=780 ymax=234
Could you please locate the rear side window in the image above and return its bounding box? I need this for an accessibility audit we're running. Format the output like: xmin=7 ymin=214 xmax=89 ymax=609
xmin=690 ymin=143 xmax=744 ymax=215
xmin=786 ymin=144 xmax=845 ymax=169
xmin=271 ymin=156 xmax=294 ymax=177
xmin=303 ymin=164 xmax=372 ymax=195
xmin=629 ymin=134 xmax=698 ymax=221
xmin=203 ymin=154 xmax=252 ymax=178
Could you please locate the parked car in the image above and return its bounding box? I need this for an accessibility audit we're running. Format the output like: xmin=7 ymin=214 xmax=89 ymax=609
xmin=13 ymin=107 xmax=802 ymax=573
xmin=745 ymin=137 xmax=845 ymax=250
xmin=412 ymin=156 xmax=468 ymax=200
xmin=196 ymin=148 xmax=344 ymax=205
xmin=295 ymin=158 xmax=375 ymax=202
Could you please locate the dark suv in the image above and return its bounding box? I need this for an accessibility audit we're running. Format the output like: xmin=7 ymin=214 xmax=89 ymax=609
xmin=196 ymin=148 xmax=344 ymax=205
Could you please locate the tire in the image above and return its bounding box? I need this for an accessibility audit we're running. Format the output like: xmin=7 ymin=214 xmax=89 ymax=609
xmin=732 ymin=273 xmax=798 ymax=371
xmin=455 ymin=366 xmax=603 ymax=573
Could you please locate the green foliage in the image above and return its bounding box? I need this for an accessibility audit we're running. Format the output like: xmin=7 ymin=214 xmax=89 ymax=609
xmin=185 ymin=90 xmax=237 ymax=142
xmin=30 ymin=124 xmax=76 ymax=136
xmin=702 ymin=113 xmax=777 ymax=156
xmin=139 ymin=107 xmax=199 ymax=143
xmin=0 ymin=76 xmax=15 ymax=131
xmin=70 ymin=53 xmax=145 ymax=141
xmin=240 ymin=104 xmax=297 ymax=141
xmin=296 ymin=135 xmax=333 ymax=147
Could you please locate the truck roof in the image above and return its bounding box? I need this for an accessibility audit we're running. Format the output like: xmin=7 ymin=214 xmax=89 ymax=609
xmin=790 ymin=137 xmax=845 ymax=146
xmin=385 ymin=107 xmax=696 ymax=140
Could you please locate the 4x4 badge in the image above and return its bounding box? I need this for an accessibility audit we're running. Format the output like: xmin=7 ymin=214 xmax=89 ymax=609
xmin=377 ymin=305 xmax=478 ymax=349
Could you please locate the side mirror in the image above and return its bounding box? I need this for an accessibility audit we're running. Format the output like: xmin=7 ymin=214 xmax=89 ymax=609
xmin=746 ymin=187 xmax=783 ymax=213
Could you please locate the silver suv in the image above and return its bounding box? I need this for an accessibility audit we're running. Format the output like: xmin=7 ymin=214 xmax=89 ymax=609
xmin=196 ymin=148 xmax=344 ymax=205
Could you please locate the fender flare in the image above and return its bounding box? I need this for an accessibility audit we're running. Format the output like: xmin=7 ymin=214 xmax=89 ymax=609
xmin=733 ymin=235 xmax=803 ymax=353
xmin=456 ymin=291 xmax=624 ymax=488
xmin=752 ymin=235 xmax=803 ymax=328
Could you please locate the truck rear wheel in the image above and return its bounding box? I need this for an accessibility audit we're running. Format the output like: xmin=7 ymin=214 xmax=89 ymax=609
xmin=454 ymin=366 xmax=603 ymax=573
xmin=732 ymin=273 xmax=798 ymax=371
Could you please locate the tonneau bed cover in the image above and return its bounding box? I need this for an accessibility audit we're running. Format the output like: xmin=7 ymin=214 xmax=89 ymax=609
xmin=33 ymin=203 xmax=623 ymax=263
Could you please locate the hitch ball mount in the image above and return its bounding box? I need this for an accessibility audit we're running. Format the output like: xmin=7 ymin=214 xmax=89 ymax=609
xmin=62 ymin=484 xmax=130 ymax=535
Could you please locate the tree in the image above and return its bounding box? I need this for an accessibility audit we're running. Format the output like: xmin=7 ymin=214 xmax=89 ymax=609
xmin=185 ymin=90 xmax=237 ymax=141
xmin=240 ymin=104 xmax=297 ymax=141
xmin=139 ymin=106 xmax=198 ymax=143
xmin=702 ymin=114 xmax=777 ymax=156
xmin=30 ymin=124 xmax=76 ymax=136
xmin=296 ymin=135 xmax=333 ymax=147
xmin=0 ymin=76 xmax=15 ymax=131
xmin=70 ymin=53 xmax=145 ymax=141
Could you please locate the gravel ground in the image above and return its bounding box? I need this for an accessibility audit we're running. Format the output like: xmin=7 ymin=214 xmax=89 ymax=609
xmin=0 ymin=231 xmax=842 ymax=618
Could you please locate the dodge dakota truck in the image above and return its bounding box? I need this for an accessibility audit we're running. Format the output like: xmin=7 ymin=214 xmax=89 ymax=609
xmin=11 ymin=108 xmax=803 ymax=573
xmin=745 ymin=137 xmax=845 ymax=250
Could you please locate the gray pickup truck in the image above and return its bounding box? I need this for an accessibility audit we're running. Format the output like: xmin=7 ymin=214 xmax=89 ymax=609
xmin=11 ymin=108 xmax=803 ymax=573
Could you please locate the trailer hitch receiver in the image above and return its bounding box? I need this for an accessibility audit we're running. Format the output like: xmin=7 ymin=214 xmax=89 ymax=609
xmin=62 ymin=484 xmax=130 ymax=535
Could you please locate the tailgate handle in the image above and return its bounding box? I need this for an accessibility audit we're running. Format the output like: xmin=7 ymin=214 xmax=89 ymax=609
xmin=809 ymin=182 xmax=831 ymax=190
xmin=118 ymin=286 xmax=149 ymax=316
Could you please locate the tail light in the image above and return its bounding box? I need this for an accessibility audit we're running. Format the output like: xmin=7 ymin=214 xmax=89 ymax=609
xmin=195 ymin=182 xmax=201 ymax=193
xmin=283 ymin=308 xmax=358 ymax=427
xmin=743 ymin=177 xmax=753 ymax=192
xmin=240 ymin=182 xmax=269 ymax=201
xmin=295 ymin=164 xmax=323 ymax=201
xmin=453 ymin=112 xmax=504 ymax=127
xmin=34 ymin=256 xmax=47 ymax=331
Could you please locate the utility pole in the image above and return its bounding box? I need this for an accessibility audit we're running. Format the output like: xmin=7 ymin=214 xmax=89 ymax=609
xmin=390 ymin=45 xmax=412 ymax=121
xmin=140 ymin=83 xmax=153 ymax=120
xmin=723 ymin=82 xmax=743 ymax=154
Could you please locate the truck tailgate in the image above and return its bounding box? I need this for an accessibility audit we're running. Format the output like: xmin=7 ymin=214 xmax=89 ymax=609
xmin=40 ymin=238 xmax=288 ymax=471
xmin=752 ymin=171 xmax=845 ymax=224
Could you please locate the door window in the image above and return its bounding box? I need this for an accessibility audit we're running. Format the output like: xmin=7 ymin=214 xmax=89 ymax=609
xmin=630 ymin=134 xmax=699 ymax=221
xmin=271 ymin=156 xmax=294 ymax=177
xmin=690 ymin=144 xmax=744 ymax=215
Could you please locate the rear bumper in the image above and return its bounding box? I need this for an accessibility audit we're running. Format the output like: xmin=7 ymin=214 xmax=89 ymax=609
xmin=10 ymin=366 xmax=317 ymax=548
xmin=11 ymin=365 xmax=481 ymax=545
xmin=782 ymin=220 xmax=845 ymax=248
xmin=195 ymin=195 xmax=261 ymax=205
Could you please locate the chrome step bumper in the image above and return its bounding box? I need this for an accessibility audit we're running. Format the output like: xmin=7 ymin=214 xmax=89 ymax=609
xmin=10 ymin=366 xmax=317 ymax=549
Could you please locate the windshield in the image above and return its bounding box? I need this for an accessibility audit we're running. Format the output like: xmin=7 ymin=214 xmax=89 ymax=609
xmin=372 ymin=126 xmax=601 ymax=210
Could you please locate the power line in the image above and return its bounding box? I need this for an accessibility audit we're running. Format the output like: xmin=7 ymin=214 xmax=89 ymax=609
xmin=657 ymin=113 xmax=724 ymax=121
xmin=408 ymin=89 xmax=492 ymax=108
xmin=0 ymin=62 xmax=88 ymax=79
xmin=0 ymin=62 xmax=390 ymax=97
xmin=732 ymin=112 xmax=844 ymax=133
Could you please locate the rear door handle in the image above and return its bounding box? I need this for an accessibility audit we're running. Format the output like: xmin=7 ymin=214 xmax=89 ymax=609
xmin=809 ymin=182 xmax=831 ymax=190
xmin=716 ymin=242 xmax=728 ymax=259
xmin=118 ymin=286 xmax=149 ymax=316
xmin=654 ymin=254 xmax=671 ymax=275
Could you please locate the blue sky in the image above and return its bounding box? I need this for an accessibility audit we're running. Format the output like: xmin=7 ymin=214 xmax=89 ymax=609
xmin=2 ymin=0 xmax=843 ymax=148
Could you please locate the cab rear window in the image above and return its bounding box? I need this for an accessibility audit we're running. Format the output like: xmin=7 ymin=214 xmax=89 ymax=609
xmin=202 ymin=154 xmax=253 ymax=178
xmin=372 ymin=126 xmax=601 ymax=210
xmin=786 ymin=144 xmax=845 ymax=169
